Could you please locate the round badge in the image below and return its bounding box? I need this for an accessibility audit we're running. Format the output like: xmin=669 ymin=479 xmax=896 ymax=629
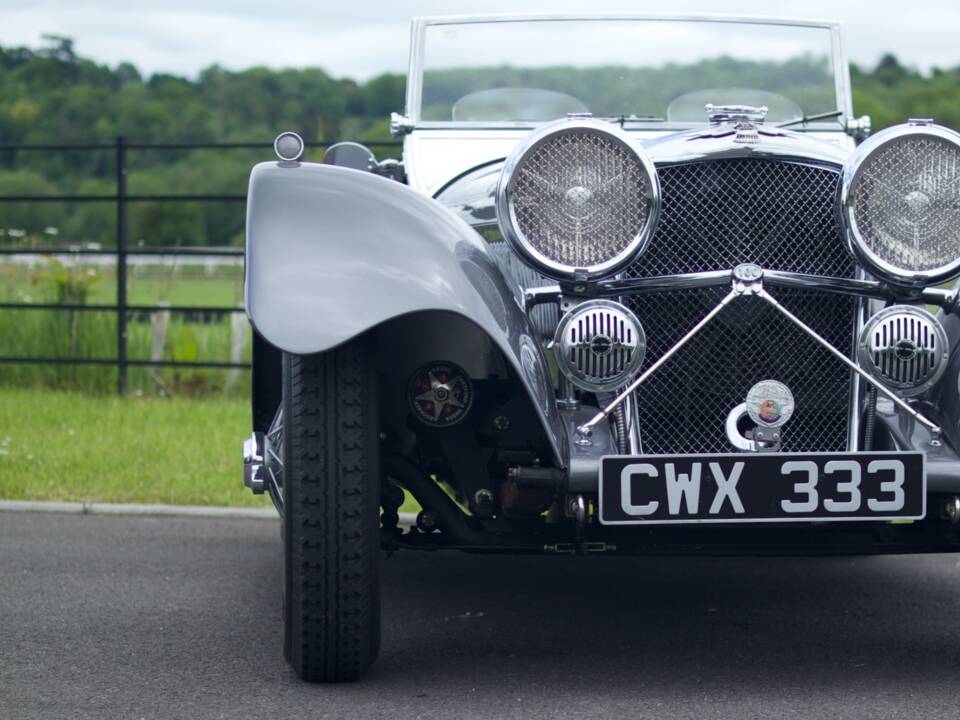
xmin=745 ymin=380 xmax=795 ymax=428
xmin=407 ymin=362 xmax=473 ymax=427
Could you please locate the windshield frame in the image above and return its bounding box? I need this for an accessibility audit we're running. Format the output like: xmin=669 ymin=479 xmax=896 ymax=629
xmin=405 ymin=13 xmax=853 ymax=132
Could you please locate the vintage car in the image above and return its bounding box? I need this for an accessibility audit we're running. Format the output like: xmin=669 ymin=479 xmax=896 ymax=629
xmin=241 ymin=14 xmax=960 ymax=681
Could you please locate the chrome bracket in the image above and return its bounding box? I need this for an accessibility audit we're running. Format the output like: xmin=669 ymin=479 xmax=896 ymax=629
xmin=390 ymin=112 xmax=415 ymax=136
xmin=242 ymin=432 xmax=265 ymax=494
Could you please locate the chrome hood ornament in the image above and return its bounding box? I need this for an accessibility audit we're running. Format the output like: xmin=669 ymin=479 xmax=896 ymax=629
xmin=704 ymin=104 xmax=769 ymax=145
xmin=705 ymin=104 xmax=769 ymax=125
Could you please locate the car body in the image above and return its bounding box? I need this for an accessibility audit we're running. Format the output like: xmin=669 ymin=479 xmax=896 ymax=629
xmin=241 ymin=14 xmax=960 ymax=681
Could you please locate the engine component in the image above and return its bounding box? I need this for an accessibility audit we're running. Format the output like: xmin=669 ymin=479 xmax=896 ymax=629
xmin=857 ymin=305 xmax=949 ymax=396
xmin=407 ymin=362 xmax=473 ymax=426
xmin=842 ymin=121 xmax=960 ymax=285
xmin=553 ymin=299 xmax=646 ymax=392
xmin=496 ymin=117 xmax=659 ymax=280
xmin=500 ymin=477 xmax=554 ymax=517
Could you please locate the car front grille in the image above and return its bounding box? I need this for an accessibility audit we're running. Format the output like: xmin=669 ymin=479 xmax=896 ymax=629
xmin=624 ymin=158 xmax=857 ymax=454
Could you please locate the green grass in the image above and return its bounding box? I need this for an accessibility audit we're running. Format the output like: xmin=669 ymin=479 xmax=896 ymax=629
xmin=0 ymin=387 xmax=422 ymax=511
xmin=0 ymin=387 xmax=269 ymax=507
xmin=0 ymin=259 xmax=251 ymax=396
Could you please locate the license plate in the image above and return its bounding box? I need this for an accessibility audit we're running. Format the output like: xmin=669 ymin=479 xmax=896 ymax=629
xmin=599 ymin=452 xmax=925 ymax=525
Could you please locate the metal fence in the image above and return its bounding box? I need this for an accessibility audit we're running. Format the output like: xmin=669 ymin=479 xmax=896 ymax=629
xmin=0 ymin=137 xmax=402 ymax=394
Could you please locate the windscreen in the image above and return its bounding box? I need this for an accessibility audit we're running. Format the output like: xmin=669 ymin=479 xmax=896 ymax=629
xmin=418 ymin=18 xmax=841 ymax=125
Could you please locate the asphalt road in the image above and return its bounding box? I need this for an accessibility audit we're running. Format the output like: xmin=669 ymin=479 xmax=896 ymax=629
xmin=3 ymin=512 xmax=960 ymax=719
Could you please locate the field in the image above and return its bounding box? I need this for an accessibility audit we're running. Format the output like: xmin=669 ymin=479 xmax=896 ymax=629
xmin=0 ymin=258 xmax=249 ymax=396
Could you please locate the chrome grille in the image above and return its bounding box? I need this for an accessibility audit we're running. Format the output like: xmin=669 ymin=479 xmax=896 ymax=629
xmin=625 ymin=159 xmax=856 ymax=454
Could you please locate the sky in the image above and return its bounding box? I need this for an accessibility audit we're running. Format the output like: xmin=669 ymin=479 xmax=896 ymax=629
xmin=0 ymin=0 xmax=955 ymax=80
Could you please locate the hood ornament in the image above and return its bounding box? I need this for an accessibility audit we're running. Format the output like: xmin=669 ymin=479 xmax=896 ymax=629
xmin=705 ymin=104 xmax=769 ymax=125
xmin=705 ymin=104 xmax=768 ymax=146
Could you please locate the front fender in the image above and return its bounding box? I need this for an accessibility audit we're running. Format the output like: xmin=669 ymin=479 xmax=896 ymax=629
xmin=245 ymin=161 xmax=567 ymax=465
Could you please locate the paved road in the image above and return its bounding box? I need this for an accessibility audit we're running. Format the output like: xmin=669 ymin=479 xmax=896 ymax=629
xmin=3 ymin=512 xmax=960 ymax=719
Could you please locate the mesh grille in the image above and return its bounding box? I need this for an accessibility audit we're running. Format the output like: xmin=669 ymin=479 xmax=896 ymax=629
xmin=851 ymin=134 xmax=960 ymax=272
xmin=511 ymin=129 xmax=652 ymax=268
xmin=625 ymin=159 xmax=856 ymax=454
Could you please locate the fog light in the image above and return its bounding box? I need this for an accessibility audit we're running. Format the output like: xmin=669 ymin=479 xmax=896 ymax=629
xmin=554 ymin=299 xmax=645 ymax=392
xmin=858 ymin=305 xmax=948 ymax=396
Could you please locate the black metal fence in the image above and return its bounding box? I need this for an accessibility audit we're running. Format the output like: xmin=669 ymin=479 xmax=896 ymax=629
xmin=0 ymin=137 xmax=401 ymax=394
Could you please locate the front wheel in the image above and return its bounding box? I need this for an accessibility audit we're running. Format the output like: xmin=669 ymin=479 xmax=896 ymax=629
xmin=281 ymin=337 xmax=381 ymax=682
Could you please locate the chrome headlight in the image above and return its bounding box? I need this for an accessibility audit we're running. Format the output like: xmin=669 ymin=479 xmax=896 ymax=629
xmin=858 ymin=305 xmax=949 ymax=396
xmin=496 ymin=118 xmax=659 ymax=280
xmin=842 ymin=122 xmax=960 ymax=285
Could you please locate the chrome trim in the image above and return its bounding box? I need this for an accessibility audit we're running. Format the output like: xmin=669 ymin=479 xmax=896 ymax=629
xmin=569 ymin=267 xmax=958 ymax=310
xmin=524 ymin=284 xmax=563 ymax=309
xmin=857 ymin=305 xmax=950 ymax=397
xmin=390 ymin=112 xmax=414 ymax=137
xmin=495 ymin=117 xmax=660 ymax=280
xmin=847 ymin=292 xmax=868 ymax=451
xmin=405 ymin=13 xmax=852 ymax=130
xmin=588 ymin=270 xmax=733 ymax=297
xmin=623 ymin=392 xmax=643 ymax=454
xmin=841 ymin=122 xmax=960 ymax=286
xmin=646 ymin=137 xmax=848 ymax=170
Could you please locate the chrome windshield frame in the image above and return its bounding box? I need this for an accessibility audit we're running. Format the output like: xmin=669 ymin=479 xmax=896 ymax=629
xmin=404 ymin=13 xmax=853 ymax=131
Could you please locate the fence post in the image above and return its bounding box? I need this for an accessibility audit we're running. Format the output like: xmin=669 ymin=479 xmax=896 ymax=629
xmin=116 ymin=136 xmax=128 ymax=395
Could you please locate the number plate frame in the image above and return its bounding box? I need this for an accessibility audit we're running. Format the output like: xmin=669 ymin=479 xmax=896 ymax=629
xmin=599 ymin=451 xmax=925 ymax=526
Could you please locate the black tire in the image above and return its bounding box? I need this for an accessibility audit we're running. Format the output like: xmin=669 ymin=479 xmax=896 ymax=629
xmin=282 ymin=337 xmax=381 ymax=683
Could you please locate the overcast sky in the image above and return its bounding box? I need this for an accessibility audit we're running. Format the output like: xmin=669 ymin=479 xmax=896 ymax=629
xmin=0 ymin=0 xmax=955 ymax=80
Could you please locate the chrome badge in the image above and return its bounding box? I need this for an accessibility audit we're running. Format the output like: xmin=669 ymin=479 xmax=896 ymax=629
xmin=745 ymin=380 xmax=795 ymax=428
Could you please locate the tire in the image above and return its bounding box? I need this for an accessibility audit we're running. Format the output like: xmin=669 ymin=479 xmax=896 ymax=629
xmin=281 ymin=337 xmax=381 ymax=683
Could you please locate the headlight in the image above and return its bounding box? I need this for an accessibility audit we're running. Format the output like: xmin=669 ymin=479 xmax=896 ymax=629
xmin=842 ymin=121 xmax=960 ymax=285
xmin=496 ymin=118 xmax=659 ymax=280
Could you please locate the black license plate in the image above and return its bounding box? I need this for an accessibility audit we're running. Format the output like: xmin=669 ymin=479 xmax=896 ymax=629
xmin=599 ymin=452 xmax=925 ymax=525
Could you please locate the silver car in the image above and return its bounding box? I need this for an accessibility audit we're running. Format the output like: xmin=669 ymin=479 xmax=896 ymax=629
xmin=242 ymin=14 xmax=960 ymax=682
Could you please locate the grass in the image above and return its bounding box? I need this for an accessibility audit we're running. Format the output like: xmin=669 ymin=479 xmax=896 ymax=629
xmin=0 ymin=260 xmax=251 ymax=396
xmin=0 ymin=387 xmax=422 ymax=512
xmin=0 ymin=387 xmax=269 ymax=507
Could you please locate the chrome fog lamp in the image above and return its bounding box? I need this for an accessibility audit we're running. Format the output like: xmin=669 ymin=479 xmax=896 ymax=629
xmin=858 ymin=305 xmax=949 ymax=396
xmin=496 ymin=118 xmax=660 ymax=280
xmin=842 ymin=121 xmax=960 ymax=286
xmin=553 ymin=299 xmax=646 ymax=392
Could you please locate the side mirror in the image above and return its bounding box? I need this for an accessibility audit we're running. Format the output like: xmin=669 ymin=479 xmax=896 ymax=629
xmin=323 ymin=142 xmax=377 ymax=171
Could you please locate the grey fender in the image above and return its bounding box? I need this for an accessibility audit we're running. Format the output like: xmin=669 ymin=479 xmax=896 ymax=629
xmin=244 ymin=160 xmax=567 ymax=465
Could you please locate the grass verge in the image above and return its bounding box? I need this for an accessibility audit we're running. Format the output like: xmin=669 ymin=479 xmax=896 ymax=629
xmin=0 ymin=387 xmax=269 ymax=507
xmin=0 ymin=388 xmax=421 ymax=512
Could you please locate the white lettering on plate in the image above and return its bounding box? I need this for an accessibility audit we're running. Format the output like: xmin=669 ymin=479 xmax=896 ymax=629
xmin=665 ymin=463 xmax=702 ymax=515
xmin=620 ymin=463 xmax=659 ymax=516
xmin=708 ymin=462 xmax=745 ymax=514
